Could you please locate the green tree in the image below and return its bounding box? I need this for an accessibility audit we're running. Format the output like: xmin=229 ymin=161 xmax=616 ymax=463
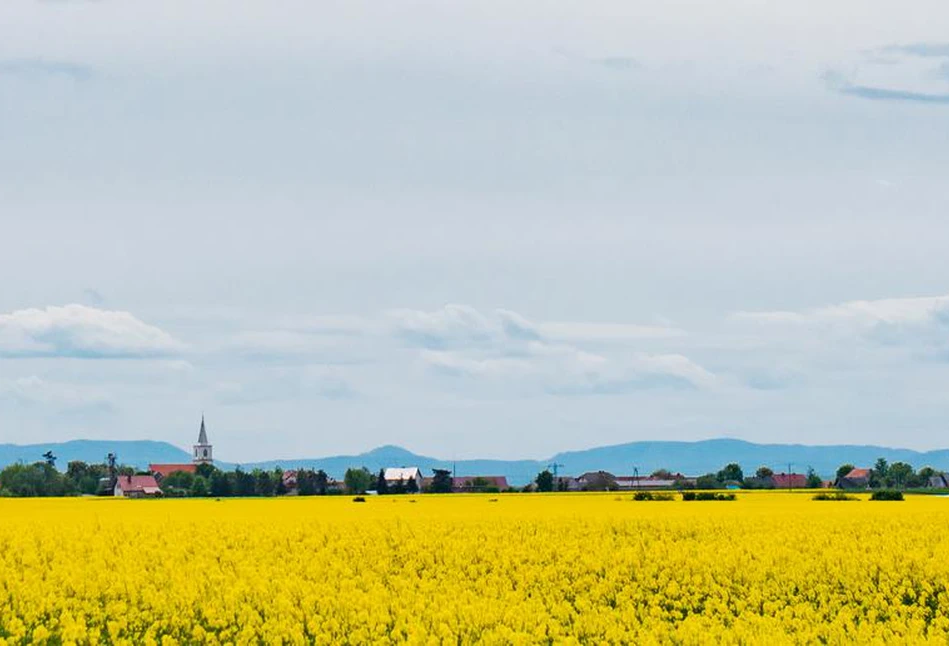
xmin=274 ymin=469 xmax=288 ymax=496
xmin=406 ymin=477 xmax=419 ymax=494
xmin=376 ymin=469 xmax=389 ymax=495
xmin=162 ymin=470 xmax=195 ymax=494
xmin=535 ymin=470 xmax=554 ymax=493
xmin=190 ymin=476 xmax=209 ymax=497
xmin=755 ymin=466 xmax=774 ymax=479
xmin=210 ymin=471 xmax=232 ymax=497
xmin=651 ymin=469 xmax=673 ymax=479
xmin=836 ymin=464 xmax=855 ymax=479
xmin=716 ymin=463 xmax=744 ymax=484
xmin=695 ymin=473 xmax=720 ymax=490
xmin=805 ymin=467 xmax=822 ymax=489
xmin=429 ymin=469 xmax=453 ymax=494
xmin=344 ymin=467 xmax=373 ymax=494
xmin=887 ymin=462 xmax=914 ymax=489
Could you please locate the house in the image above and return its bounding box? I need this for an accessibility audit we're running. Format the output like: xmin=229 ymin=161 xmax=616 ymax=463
xmin=771 ymin=473 xmax=809 ymax=489
xmin=929 ymin=474 xmax=949 ymax=488
xmin=615 ymin=476 xmax=679 ymax=490
xmin=572 ymin=471 xmax=619 ymax=491
xmin=384 ymin=467 xmax=423 ymax=491
xmin=149 ymin=464 xmax=197 ymax=480
xmin=114 ymin=475 xmax=163 ymax=498
xmin=836 ymin=468 xmax=871 ymax=490
xmin=452 ymin=476 xmax=509 ymax=493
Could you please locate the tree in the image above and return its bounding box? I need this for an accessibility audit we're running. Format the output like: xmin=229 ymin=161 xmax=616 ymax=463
xmin=314 ymin=470 xmax=329 ymax=495
xmin=888 ymin=462 xmax=914 ymax=489
xmin=836 ymin=464 xmax=855 ymax=479
xmin=376 ymin=469 xmax=389 ymax=495
xmin=651 ymin=469 xmax=673 ymax=479
xmin=406 ymin=477 xmax=419 ymax=494
xmin=535 ymin=470 xmax=554 ymax=493
xmin=190 ymin=476 xmax=209 ymax=497
xmin=162 ymin=470 xmax=195 ymax=494
xmin=344 ymin=467 xmax=374 ymax=494
xmin=297 ymin=469 xmax=317 ymax=496
xmin=430 ymin=469 xmax=453 ymax=494
xmin=253 ymin=469 xmax=275 ymax=496
xmin=274 ymin=468 xmax=288 ymax=496
xmin=695 ymin=474 xmax=720 ymax=490
xmin=196 ymin=463 xmax=216 ymax=479
xmin=874 ymin=458 xmax=889 ymax=479
xmin=233 ymin=468 xmax=256 ymax=497
xmin=755 ymin=466 xmax=774 ymax=479
xmin=805 ymin=467 xmax=822 ymax=489
xmin=210 ymin=471 xmax=232 ymax=497
xmin=716 ymin=463 xmax=744 ymax=484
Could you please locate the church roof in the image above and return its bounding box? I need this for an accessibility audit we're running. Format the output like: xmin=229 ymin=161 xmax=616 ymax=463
xmin=197 ymin=416 xmax=209 ymax=445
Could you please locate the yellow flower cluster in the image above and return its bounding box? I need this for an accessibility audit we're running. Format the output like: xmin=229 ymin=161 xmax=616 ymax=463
xmin=2 ymin=493 xmax=949 ymax=644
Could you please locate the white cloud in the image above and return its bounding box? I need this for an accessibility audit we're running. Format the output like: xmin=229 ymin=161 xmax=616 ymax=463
xmin=404 ymin=305 xmax=714 ymax=394
xmin=0 ymin=375 xmax=112 ymax=410
xmin=732 ymin=294 xmax=949 ymax=332
xmin=539 ymin=321 xmax=686 ymax=342
xmin=0 ymin=304 xmax=183 ymax=358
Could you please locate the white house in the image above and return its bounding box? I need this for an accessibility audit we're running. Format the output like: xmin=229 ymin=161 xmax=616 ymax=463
xmin=383 ymin=467 xmax=423 ymax=491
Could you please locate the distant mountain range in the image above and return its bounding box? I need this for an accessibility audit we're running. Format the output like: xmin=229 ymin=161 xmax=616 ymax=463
xmin=4 ymin=438 xmax=949 ymax=486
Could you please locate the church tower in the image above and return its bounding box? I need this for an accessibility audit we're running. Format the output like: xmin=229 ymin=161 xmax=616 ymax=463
xmin=193 ymin=415 xmax=213 ymax=465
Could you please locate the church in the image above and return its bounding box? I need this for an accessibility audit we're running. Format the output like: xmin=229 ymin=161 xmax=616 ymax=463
xmin=148 ymin=416 xmax=215 ymax=480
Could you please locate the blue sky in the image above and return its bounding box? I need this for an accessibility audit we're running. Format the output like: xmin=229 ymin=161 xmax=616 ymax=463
xmin=2 ymin=0 xmax=949 ymax=461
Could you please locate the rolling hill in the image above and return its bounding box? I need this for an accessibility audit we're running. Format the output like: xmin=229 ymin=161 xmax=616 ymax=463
xmin=4 ymin=438 xmax=949 ymax=486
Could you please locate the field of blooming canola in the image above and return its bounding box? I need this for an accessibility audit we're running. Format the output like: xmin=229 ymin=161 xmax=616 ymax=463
xmin=2 ymin=493 xmax=949 ymax=644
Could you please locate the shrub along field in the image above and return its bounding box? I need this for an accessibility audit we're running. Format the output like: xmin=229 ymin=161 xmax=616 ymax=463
xmin=1 ymin=493 xmax=949 ymax=644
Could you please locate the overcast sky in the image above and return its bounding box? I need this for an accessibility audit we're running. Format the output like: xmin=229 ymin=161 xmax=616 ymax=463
xmin=2 ymin=0 xmax=949 ymax=462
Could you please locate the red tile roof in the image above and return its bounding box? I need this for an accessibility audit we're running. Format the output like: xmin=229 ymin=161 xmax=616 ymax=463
xmin=116 ymin=475 xmax=160 ymax=492
xmin=845 ymin=468 xmax=871 ymax=480
xmin=771 ymin=473 xmax=808 ymax=489
xmin=149 ymin=464 xmax=197 ymax=478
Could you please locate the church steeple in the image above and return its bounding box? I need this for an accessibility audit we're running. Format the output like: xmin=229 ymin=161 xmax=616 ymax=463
xmin=198 ymin=415 xmax=208 ymax=445
xmin=193 ymin=415 xmax=213 ymax=465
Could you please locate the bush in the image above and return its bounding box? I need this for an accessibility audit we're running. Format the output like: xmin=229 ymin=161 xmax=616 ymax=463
xmin=352 ymin=497 xmax=366 ymax=503
xmin=633 ymin=491 xmax=675 ymax=501
xmin=682 ymin=492 xmax=735 ymax=501
xmin=870 ymin=490 xmax=904 ymax=501
xmin=813 ymin=492 xmax=857 ymax=501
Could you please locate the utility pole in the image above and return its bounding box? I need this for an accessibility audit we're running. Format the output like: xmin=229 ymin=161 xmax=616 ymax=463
xmin=548 ymin=463 xmax=565 ymax=491
xmin=633 ymin=466 xmax=640 ymax=490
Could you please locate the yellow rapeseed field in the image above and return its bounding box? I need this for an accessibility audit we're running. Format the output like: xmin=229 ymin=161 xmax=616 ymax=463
xmin=2 ymin=493 xmax=949 ymax=644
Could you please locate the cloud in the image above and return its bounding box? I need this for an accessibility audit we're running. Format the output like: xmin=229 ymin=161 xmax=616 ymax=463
xmin=0 ymin=305 xmax=183 ymax=358
xmin=0 ymin=58 xmax=94 ymax=81
xmin=390 ymin=305 xmax=683 ymax=348
xmin=883 ymin=44 xmax=949 ymax=58
xmin=826 ymin=44 xmax=949 ymax=104
xmin=838 ymin=85 xmax=949 ymax=104
xmin=403 ymin=305 xmax=714 ymax=395
xmin=0 ymin=376 xmax=112 ymax=411
xmin=731 ymin=294 xmax=949 ymax=355
xmin=388 ymin=305 xmax=498 ymax=349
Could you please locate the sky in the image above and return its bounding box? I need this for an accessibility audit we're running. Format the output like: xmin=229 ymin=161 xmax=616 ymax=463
xmin=2 ymin=0 xmax=949 ymax=462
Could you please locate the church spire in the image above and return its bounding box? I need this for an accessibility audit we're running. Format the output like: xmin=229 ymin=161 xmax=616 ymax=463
xmin=197 ymin=415 xmax=208 ymax=445
xmin=193 ymin=415 xmax=213 ymax=465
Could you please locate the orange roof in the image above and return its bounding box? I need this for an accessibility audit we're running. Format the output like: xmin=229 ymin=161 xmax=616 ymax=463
xmin=845 ymin=468 xmax=871 ymax=479
xmin=149 ymin=464 xmax=197 ymax=477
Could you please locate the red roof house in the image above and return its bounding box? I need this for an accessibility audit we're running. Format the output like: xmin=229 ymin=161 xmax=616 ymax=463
xmin=771 ymin=473 xmax=808 ymax=489
xmin=149 ymin=464 xmax=197 ymax=479
xmin=114 ymin=475 xmax=163 ymax=498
